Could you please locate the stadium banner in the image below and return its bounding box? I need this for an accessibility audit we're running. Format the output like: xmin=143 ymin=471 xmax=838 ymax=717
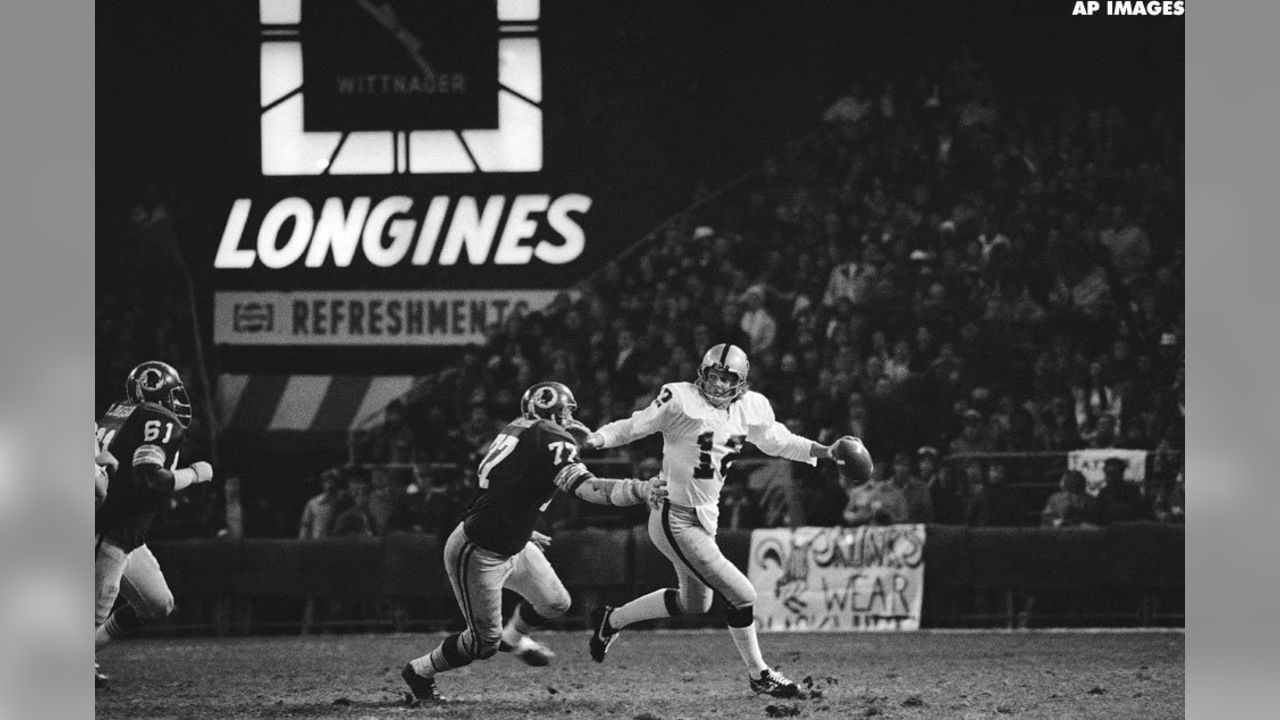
xmin=213 ymin=289 xmax=563 ymax=346
xmin=1068 ymin=448 xmax=1148 ymax=494
xmin=748 ymin=525 xmax=925 ymax=632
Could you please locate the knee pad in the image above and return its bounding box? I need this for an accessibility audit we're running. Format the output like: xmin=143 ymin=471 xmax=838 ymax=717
xmin=151 ymin=592 xmax=176 ymax=619
xmin=726 ymin=603 xmax=755 ymax=628
xmin=679 ymin=588 xmax=714 ymax=616
xmin=663 ymin=588 xmax=683 ymax=617
xmin=534 ymin=593 xmax=571 ymax=621
xmin=136 ymin=592 xmax=175 ymax=620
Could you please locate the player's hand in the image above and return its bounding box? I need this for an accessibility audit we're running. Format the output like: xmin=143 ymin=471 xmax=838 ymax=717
xmin=95 ymin=465 xmax=109 ymax=505
xmin=564 ymin=420 xmax=591 ymax=446
xmin=95 ymin=450 xmax=119 ymax=473
xmin=584 ymin=432 xmax=605 ymax=450
xmin=191 ymin=461 xmax=215 ymax=484
xmin=531 ymin=530 xmax=552 ymax=551
xmin=646 ymin=476 xmax=668 ymax=510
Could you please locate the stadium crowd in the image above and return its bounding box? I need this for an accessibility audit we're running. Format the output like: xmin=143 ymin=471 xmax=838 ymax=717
xmin=103 ymin=53 xmax=1184 ymax=540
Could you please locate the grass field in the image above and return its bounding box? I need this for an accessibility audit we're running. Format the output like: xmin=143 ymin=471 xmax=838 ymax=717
xmin=95 ymin=630 xmax=1183 ymax=719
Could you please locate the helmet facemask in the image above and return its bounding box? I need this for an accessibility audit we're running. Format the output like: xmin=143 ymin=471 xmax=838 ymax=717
xmin=696 ymin=366 xmax=747 ymax=408
xmin=169 ymin=385 xmax=193 ymax=429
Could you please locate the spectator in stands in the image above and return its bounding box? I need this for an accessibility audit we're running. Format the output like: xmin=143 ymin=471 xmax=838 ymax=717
xmin=884 ymin=341 xmax=914 ymax=386
xmin=332 ymin=476 xmax=376 ymax=537
xmin=950 ymin=409 xmax=993 ymax=454
xmin=1081 ymin=413 xmax=1120 ymax=449
xmin=822 ymin=80 xmax=872 ymax=125
xmin=368 ymin=467 xmax=409 ymax=535
xmin=219 ymin=476 xmax=244 ymax=539
xmin=1050 ymin=249 xmax=1114 ymax=325
xmin=612 ymin=327 xmax=645 ymax=403
xmin=927 ymin=460 xmax=965 ymax=525
xmin=298 ymin=470 xmax=344 ymax=540
xmin=1151 ymin=467 xmax=1185 ymax=524
xmin=1074 ymin=361 xmax=1123 ymax=437
xmin=1100 ymin=204 xmax=1152 ymax=289
xmin=739 ymin=284 xmax=778 ymax=355
xmin=891 ymin=450 xmax=932 ymax=523
xmin=442 ymin=401 xmax=500 ymax=470
xmin=1040 ymin=470 xmax=1100 ymax=528
xmin=843 ymin=464 xmax=907 ymax=527
xmin=822 ymin=245 xmax=877 ymax=309
xmin=964 ymin=461 xmax=1021 ymax=526
xmin=1096 ymin=456 xmax=1147 ymax=524
xmin=368 ymin=399 xmax=416 ymax=464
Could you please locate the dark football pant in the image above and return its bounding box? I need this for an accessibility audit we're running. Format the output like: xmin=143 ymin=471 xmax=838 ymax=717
xmin=95 ymin=537 xmax=174 ymax=628
xmin=443 ymin=523 xmax=571 ymax=662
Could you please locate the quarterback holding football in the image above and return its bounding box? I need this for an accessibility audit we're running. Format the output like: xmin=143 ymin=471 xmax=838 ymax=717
xmin=582 ymin=343 xmax=863 ymax=698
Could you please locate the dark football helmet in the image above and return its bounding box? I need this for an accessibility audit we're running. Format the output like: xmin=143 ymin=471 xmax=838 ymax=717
xmin=696 ymin=343 xmax=750 ymax=407
xmin=126 ymin=361 xmax=192 ymax=428
xmin=521 ymin=381 xmax=578 ymax=427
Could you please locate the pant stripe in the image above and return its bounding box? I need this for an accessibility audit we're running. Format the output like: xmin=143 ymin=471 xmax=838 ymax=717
xmin=661 ymin=501 xmax=721 ymax=596
xmin=455 ymin=539 xmax=478 ymax=654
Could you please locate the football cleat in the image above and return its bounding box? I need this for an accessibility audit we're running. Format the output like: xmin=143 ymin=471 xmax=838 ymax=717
xmin=588 ymin=605 xmax=618 ymax=663
xmin=400 ymin=664 xmax=446 ymax=703
xmin=501 ymin=636 xmax=557 ymax=667
xmin=750 ymin=668 xmax=801 ymax=698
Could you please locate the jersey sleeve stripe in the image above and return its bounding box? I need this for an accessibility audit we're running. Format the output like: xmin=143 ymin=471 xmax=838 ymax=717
xmin=132 ymin=444 xmax=166 ymax=467
xmin=553 ymin=463 xmax=591 ymax=494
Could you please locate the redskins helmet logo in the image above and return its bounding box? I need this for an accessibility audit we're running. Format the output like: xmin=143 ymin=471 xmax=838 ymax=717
xmin=138 ymin=368 xmax=166 ymax=392
xmin=532 ymin=386 xmax=558 ymax=410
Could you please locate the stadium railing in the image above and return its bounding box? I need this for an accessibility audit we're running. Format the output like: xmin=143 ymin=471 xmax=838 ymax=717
xmin=142 ymin=521 xmax=1183 ymax=638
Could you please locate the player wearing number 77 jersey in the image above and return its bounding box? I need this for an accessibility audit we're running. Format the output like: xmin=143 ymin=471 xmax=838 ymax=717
xmin=95 ymin=361 xmax=214 ymax=689
xmin=400 ymin=381 xmax=668 ymax=704
xmin=582 ymin=343 xmax=853 ymax=698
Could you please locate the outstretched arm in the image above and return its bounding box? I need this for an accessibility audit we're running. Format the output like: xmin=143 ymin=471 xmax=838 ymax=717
xmin=585 ymin=385 xmax=680 ymax=449
xmin=133 ymin=444 xmax=213 ymax=492
xmin=553 ymin=462 xmax=666 ymax=507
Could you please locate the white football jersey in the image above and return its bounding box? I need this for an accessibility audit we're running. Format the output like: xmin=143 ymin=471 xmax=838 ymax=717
xmin=594 ymin=382 xmax=816 ymax=532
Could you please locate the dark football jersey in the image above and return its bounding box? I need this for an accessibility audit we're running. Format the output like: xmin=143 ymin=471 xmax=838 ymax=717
xmin=95 ymin=401 xmax=187 ymax=552
xmin=461 ymin=417 xmax=581 ymax=556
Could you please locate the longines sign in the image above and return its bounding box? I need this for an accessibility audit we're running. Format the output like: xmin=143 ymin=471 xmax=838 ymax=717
xmin=215 ymin=194 xmax=591 ymax=270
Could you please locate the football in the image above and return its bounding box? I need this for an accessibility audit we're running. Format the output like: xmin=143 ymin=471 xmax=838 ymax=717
xmin=831 ymin=436 xmax=874 ymax=484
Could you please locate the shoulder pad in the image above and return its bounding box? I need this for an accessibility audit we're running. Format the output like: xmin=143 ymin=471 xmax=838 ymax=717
xmin=738 ymin=391 xmax=775 ymax=419
xmin=137 ymin=401 xmax=183 ymax=425
xmin=668 ymin=382 xmax=699 ymax=403
xmin=537 ymin=420 xmax=576 ymax=443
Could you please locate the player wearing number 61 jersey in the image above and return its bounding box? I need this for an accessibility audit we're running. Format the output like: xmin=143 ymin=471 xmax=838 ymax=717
xmin=401 ymin=381 xmax=667 ymax=704
xmin=95 ymin=361 xmax=214 ymax=689
xmin=583 ymin=343 xmax=852 ymax=698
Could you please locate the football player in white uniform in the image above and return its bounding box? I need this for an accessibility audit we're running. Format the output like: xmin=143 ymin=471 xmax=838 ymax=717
xmin=583 ymin=343 xmax=853 ymax=698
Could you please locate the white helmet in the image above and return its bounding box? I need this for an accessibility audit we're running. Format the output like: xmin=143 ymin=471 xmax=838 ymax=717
xmin=696 ymin=343 xmax=749 ymax=407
